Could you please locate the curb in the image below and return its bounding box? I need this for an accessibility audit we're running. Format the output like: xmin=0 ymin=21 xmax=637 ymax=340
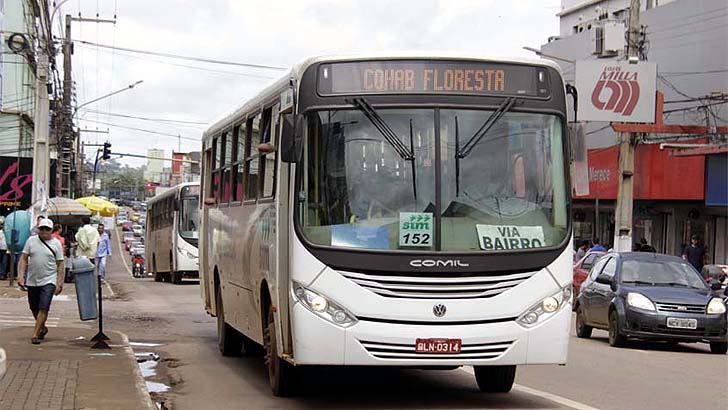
xmin=119 ymin=331 xmax=156 ymax=410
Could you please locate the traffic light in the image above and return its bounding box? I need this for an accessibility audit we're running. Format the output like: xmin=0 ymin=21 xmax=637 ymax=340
xmin=102 ymin=142 xmax=112 ymax=160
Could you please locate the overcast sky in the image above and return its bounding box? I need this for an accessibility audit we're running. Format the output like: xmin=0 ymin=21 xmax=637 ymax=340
xmin=58 ymin=0 xmax=561 ymax=167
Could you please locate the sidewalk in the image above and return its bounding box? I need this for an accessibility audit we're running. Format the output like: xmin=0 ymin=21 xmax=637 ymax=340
xmin=0 ymin=274 xmax=152 ymax=409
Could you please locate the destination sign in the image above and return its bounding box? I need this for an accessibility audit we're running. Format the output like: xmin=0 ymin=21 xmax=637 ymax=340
xmin=318 ymin=60 xmax=549 ymax=97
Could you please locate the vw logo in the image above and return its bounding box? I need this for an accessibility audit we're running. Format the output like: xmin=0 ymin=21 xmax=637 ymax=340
xmin=432 ymin=304 xmax=447 ymax=317
xmin=677 ymin=306 xmax=687 ymax=311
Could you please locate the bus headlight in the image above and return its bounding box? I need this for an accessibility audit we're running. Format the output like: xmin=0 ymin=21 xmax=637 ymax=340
xmin=293 ymin=282 xmax=357 ymax=328
xmin=517 ymin=285 xmax=571 ymax=328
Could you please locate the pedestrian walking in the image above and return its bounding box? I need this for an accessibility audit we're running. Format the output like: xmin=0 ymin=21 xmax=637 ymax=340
xmin=0 ymin=217 xmax=7 ymax=280
xmin=17 ymin=218 xmax=64 ymax=344
xmin=574 ymin=240 xmax=589 ymax=262
xmin=75 ymin=217 xmax=100 ymax=260
xmin=682 ymin=234 xmax=707 ymax=272
xmin=590 ymin=238 xmax=606 ymax=252
xmin=639 ymin=238 xmax=655 ymax=253
xmin=52 ymin=224 xmax=66 ymax=251
xmin=95 ymin=223 xmax=111 ymax=282
xmin=29 ymin=215 xmax=44 ymax=236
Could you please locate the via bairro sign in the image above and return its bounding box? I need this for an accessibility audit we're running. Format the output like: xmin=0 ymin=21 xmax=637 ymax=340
xmin=575 ymin=60 xmax=656 ymax=123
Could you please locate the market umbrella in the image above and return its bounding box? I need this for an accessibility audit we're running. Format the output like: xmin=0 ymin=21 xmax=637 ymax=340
xmin=34 ymin=197 xmax=93 ymax=226
xmin=75 ymin=196 xmax=119 ymax=217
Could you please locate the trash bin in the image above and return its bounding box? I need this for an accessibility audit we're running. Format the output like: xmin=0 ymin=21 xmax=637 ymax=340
xmin=72 ymin=257 xmax=98 ymax=321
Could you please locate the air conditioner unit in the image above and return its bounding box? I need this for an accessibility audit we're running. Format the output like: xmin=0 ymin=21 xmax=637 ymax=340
xmin=593 ymin=21 xmax=624 ymax=57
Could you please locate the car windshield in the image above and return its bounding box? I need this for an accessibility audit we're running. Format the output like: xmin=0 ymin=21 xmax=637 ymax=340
xmin=620 ymin=259 xmax=707 ymax=289
xmin=297 ymin=108 xmax=568 ymax=252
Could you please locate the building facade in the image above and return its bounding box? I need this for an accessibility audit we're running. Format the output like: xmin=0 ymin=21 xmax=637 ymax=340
xmin=144 ymin=148 xmax=165 ymax=183
xmin=541 ymin=0 xmax=728 ymax=263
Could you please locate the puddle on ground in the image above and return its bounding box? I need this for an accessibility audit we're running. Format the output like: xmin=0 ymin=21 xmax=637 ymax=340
xmin=132 ymin=346 xmax=171 ymax=398
xmin=146 ymin=381 xmax=170 ymax=393
xmin=139 ymin=360 xmax=157 ymax=378
xmin=130 ymin=342 xmax=164 ymax=347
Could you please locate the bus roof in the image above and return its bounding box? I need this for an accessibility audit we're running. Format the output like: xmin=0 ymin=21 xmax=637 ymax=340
xmin=202 ymin=53 xmax=563 ymax=140
xmin=146 ymin=182 xmax=200 ymax=207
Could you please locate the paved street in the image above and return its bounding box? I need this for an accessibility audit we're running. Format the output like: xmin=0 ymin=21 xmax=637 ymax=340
xmin=92 ymin=230 xmax=726 ymax=410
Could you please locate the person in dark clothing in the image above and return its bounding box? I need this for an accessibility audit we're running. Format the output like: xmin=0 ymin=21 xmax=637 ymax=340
xmin=639 ymin=238 xmax=655 ymax=253
xmin=682 ymin=235 xmax=706 ymax=272
xmin=633 ymin=242 xmax=642 ymax=252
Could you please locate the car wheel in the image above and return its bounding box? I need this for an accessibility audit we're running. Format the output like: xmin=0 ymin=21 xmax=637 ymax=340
xmin=264 ymin=305 xmax=297 ymax=396
xmin=575 ymin=307 xmax=592 ymax=338
xmin=216 ymin=285 xmax=242 ymax=356
xmin=709 ymin=341 xmax=727 ymax=354
xmin=473 ymin=365 xmax=516 ymax=393
xmin=608 ymin=310 xmax=626 ymax=347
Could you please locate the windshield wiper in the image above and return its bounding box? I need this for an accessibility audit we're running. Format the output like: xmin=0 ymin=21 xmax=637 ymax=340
xmin=457 ymin=97 xmax=518 ymax=159
xmin=622 ymin=280 xmax=657 ymax=286
xmin=348 ymin=98 xmax=414 ymax=160
xmin=348 ymin=98 xmax=417 ymax=199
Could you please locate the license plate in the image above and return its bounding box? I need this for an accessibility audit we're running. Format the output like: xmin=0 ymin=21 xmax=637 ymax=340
xmin=666 ymin=317 xmax=698 ymax=329
xmin=415 ymin=338 xmax=462 ymax=354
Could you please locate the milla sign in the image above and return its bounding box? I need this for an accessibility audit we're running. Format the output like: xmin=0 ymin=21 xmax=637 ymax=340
xmin=575 ymin=60 xmax=657 ymax=123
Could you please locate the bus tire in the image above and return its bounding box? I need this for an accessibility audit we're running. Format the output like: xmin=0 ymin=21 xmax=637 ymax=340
xmin=242 ymin=335 xmax=265 ymax=357
xmin=216 ymin=285 xmax=242 ymax=356
xmin=153 ymin=257 xmax=163 ymax=282
xmin=171 ymin=272 xmax=182 ymax=284
xmin=264 ymin=306 xmax=296 ymax=396
xmin=474 ymin=365 xmax=516 ymax=393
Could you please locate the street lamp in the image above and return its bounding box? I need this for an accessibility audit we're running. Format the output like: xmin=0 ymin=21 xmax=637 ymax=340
xmin=74 ymin=80 xmax=144 ymax=118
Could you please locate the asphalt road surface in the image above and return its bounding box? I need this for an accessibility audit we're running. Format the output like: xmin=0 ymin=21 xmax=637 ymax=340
xmin=104 ymin=231 xmax=727 ymax=410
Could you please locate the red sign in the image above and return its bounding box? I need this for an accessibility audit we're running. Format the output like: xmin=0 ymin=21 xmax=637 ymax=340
xmin=172 ymin=152 xmax=184 ymax=175
xmin=576 ymin=143 xmax=705 ymax=200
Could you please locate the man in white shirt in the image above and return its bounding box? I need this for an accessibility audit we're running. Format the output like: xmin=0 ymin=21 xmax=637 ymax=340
xmin=18 ymin=218 xmax=65 ymax=344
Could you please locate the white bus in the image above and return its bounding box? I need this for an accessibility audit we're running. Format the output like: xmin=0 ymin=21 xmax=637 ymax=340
xmin=146 ymin=182 xmax=200 ymax=284
xmin=200 ymin=54 xmax=572 ymax=396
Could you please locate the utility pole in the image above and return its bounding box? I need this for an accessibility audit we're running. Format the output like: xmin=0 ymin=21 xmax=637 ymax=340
xmin=613 ymin=0 xmax=641 ymax=252
xmin=61 ymin=14 xmax=74 ymax=198
xmin=31 ymin=53 xmax=50 ymax=206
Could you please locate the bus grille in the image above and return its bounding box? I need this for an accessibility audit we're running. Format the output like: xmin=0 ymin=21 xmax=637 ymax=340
xmin=359 ymin=340 xmax=513 ymax=360
xmin=340 ymin=271 xmax=533 ymax=299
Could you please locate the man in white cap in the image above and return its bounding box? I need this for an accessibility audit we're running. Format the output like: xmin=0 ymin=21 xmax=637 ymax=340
xmin=17 ymin=217 xmax=65 ymax=344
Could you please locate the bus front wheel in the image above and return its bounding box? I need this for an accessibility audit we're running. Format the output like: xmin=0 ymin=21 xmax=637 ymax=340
xmin=264 ymin=307 xmax=296 ymax=396
xmin=153 ymin=257 xmax=163 ymax=282
xmin=216 ymin=286 xmax=242 ymax=356
xmin=473 ymin=365 xmax=516 ymax=393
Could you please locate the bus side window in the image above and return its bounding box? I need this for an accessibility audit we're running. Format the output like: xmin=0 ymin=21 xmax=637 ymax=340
xmin=222 ymin=131 xmax=232 ymax=203
xmin=212 ymin=136 xmax=222 ymax=202
xmin=261 ymin=106 xmax=276 ymax=198
xmin=203 ymin=147 xmax=214 ymax=200
xmin=245 ymin=114 xmax=261 ymax=200
xmin=231 ymin=123 xmax=245 ymax=202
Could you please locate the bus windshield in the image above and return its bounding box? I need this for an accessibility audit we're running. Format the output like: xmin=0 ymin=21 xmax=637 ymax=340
xmin=179 ymin=195 xmax=199 ymax=239
xmin=297 ymin=108 xmax=568 ymax=252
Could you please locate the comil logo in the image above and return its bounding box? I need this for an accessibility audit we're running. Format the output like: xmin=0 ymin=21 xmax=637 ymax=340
xmin=410 ymin=259 xmax=470 ymax=268
xmin=591 ymin=66 xmax=640 ymax=116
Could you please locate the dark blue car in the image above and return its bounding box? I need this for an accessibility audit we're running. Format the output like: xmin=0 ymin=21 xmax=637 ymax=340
xmin=575 ymin=252 xmax=727 ymax=354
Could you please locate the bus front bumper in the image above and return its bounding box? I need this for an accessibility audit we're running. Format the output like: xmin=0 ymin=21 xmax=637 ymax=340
xmin=290 ymin=301 xmax=570 ymax=366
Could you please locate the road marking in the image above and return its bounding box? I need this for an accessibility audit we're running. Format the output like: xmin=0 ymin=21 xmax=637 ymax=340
xmin=115 ymin=228 xmax=134 ymax=278
xmin=461 ymin=367 xmax=602 ymax=410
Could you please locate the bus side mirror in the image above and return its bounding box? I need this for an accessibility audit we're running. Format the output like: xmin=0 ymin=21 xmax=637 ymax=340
xmin=281 ymin=113 xmax=303 ymax=163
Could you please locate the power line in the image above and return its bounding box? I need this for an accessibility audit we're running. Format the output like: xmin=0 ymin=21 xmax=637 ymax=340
xmin=79 ymin=108 xmax=208 ymax=125
xmin=78 ymin=44 xmax=277 ymax=79
xmin=78 ymin=118 xmax=201 ymax=141
xmin=660 ymin=68 xmax=728 ymax=77
xmin=73 ymin=39 xmax=287 ymax=70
